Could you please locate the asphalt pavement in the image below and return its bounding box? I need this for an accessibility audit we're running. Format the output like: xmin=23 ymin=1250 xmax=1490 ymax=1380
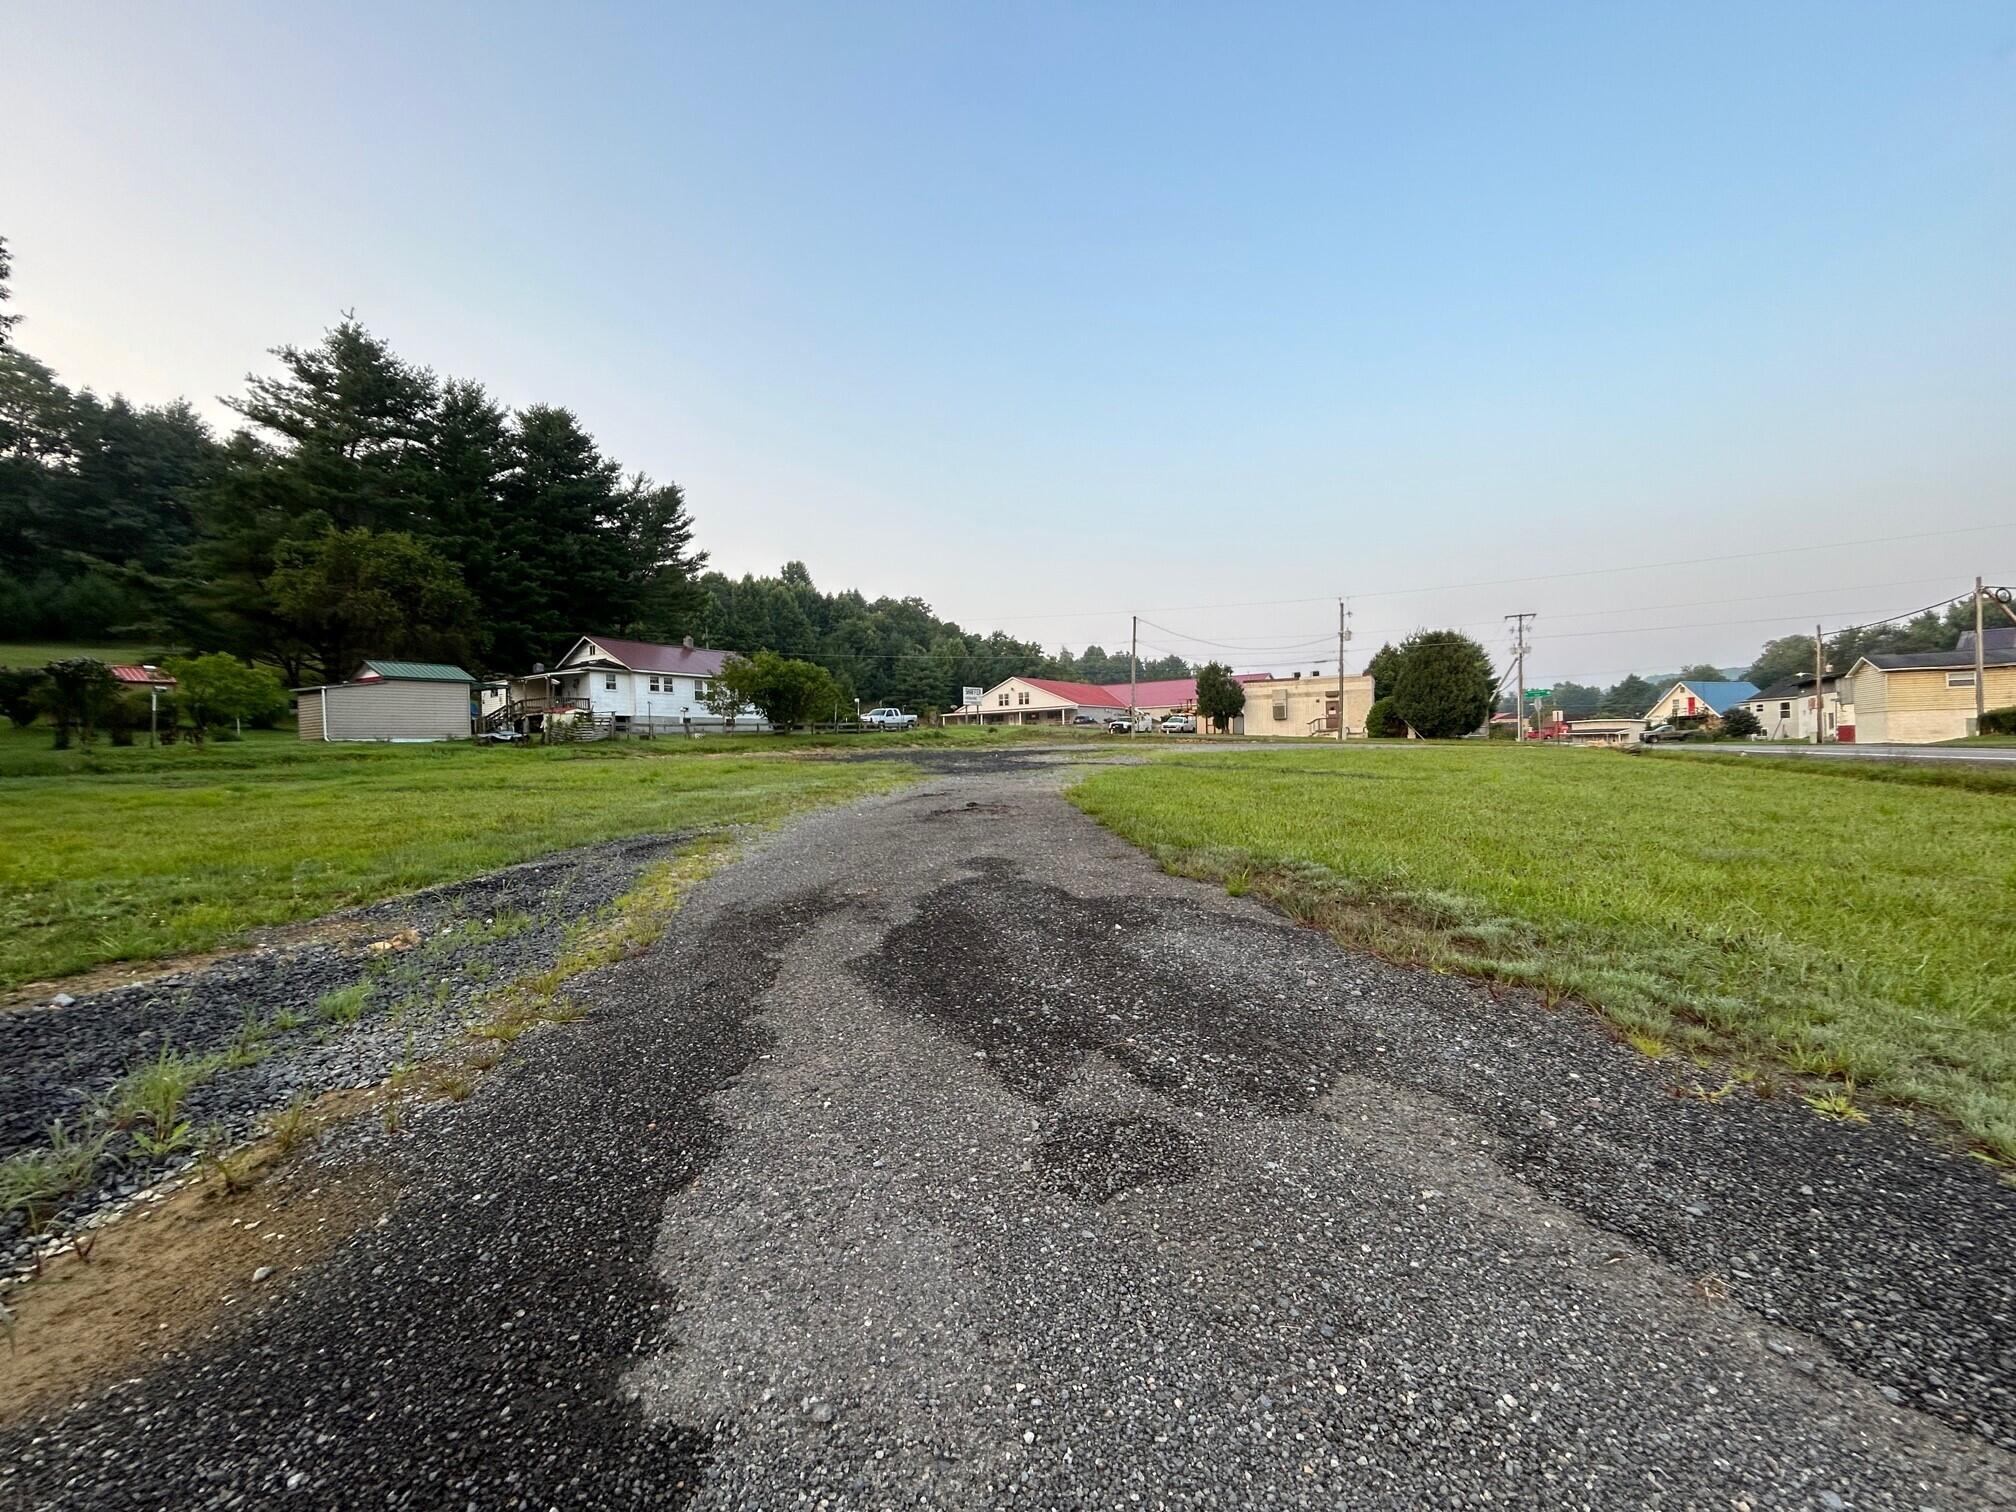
xmin=1662 ymin=741 xmax=2016 ymax=767
xmin=6 ymin=751 xmax=2013 ymax=1510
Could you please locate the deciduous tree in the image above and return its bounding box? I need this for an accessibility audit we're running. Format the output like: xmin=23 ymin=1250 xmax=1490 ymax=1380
xmin=1194 ymin=662 xmax=1246 ymax=732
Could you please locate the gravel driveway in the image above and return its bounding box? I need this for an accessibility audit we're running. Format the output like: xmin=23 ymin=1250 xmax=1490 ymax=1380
xmin=7 ymin=755 xmax=2014 ymax=1509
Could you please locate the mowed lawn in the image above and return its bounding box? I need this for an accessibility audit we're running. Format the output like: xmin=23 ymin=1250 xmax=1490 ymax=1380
xmin=1 ymin=734 xmax=912 ymax=989
xmin=1071 ymin=745 xmax=2016 ymax=1157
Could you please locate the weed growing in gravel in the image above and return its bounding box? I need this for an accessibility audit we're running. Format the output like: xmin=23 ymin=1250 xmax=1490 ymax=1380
xmin=454 ymin=908 xmax=533 ymax=947
xmin=0 ymin=1120 xmax=112 ymax=1232
xmin=1625 ymin=1032 xmax=1672 ymax=1060
xmin=113 ymin=1046 xmax=217 ymax=1155
xmin=220 ymin=1010 xmax=273 ymax=1069
xmin=263 ymin=1095 xmax=313 ymax=1157
xmin=467 ymin=1014 xmax=532 ymax=1043
xmin=430 ymin=1068 xmax=475 ymax=1102
xmin=1804 ymin=1090 xmax=1869 ymax=1124
xmin=316 ymin=982 xmax=372 ymax=1025
xmin=197 ymin=1131 xmax=261 ymax=1196
xmin=272 ymin=1008 xmax=306 ymax=1032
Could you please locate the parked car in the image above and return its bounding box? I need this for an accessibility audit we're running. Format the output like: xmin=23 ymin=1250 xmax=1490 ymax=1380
xmin=1640 ymin=723 xmax=1699 ymax=744
xmin=1071 ymin=713 xmax=1103 ymax=726
xmin=1159 ymin=715 xmax=1198 ymax=734
xmin=1105 ymin=714 xmax=1155 ymax=734
xmin=861 ymin=707 xmax=919 ymax=730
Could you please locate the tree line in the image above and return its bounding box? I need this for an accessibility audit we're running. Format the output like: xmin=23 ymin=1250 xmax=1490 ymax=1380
xmin=0 ymin=235 xmax=1190 ymax=714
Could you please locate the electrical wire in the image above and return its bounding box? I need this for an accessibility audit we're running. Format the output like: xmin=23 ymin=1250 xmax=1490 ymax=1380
xmin=959 ymin=520 xmax=2016 ymax=623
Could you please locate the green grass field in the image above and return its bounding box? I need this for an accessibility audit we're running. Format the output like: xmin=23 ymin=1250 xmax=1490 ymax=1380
xmin=0 ymin=718 xmax=1092 ymax=779
xmin=1071 ymin=744 xmax=2016 ymax=1158
xmin=0 ymin=641 xmax=173 ymax=669
xmin=0 ymin=734 xmax=914 ymax=990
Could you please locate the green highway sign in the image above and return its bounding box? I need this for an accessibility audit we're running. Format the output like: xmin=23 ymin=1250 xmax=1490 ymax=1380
xmin=1524 ymin=688 xmax=1552 ymax=699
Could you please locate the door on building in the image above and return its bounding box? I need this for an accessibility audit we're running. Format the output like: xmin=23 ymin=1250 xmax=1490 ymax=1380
xmin=1324 ymin=695 xmax=1340 ymax=731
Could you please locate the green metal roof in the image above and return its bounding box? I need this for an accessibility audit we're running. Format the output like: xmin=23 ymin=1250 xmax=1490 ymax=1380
xmin=357 ymin=660 xmax=478 ymax=683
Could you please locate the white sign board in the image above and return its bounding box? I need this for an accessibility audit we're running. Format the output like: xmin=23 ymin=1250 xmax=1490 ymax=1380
xmin=962 ymin=686 xmax=984 ymax=708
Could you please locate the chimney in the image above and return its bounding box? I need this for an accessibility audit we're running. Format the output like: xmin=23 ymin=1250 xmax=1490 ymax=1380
xmin=681 ymin=635 xmax=694 ymax=650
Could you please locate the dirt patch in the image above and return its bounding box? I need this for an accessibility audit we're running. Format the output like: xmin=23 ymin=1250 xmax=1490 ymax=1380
xmin=0 ymin=1134 xmax=386 ymax=1425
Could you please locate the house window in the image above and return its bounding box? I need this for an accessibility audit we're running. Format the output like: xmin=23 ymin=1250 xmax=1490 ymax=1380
xmin=1017 ymin=690 xmax=1030 ymax=706
xmin=695 ymin=680 xmax=708 ymax=698
xmin=648 ymin=676 xmax=662 ymax=693
xmin=997 ymin=692 xmax=1010 ymax=706
xmin=604 ymin=673 xmax=617 ymax=691
xmin=1948 ymin=672 xmax=1976 ymax=688
xmin=1780 ymin=702 xmax=1792 ymax=720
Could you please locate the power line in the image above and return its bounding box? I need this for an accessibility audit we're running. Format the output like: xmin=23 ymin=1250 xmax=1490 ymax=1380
xmin=959 ymin=520 xmax=2016 ymax=623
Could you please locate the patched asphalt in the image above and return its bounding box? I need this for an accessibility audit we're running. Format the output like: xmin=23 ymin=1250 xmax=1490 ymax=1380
xmin=6 ymin=757 xmax=2014 ymax=1510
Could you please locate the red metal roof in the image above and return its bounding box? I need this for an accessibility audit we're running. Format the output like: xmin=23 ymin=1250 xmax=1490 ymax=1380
xmin=1020 ymin=677 xmax=1127 ymax=708
xmin=1103 ymin=677 xmax=1198 ymax=708
xmin=108 ymin=664 xmax=175 ymax=686
xmin=1014 ymin=674 xmax=1255 ymax=709
xmin=565 ymin=637 xmax=734 ymax=677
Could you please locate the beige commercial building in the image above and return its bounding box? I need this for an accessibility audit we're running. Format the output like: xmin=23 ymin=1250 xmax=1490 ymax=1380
xmin=1229 ymin=673 xmax=1376 ymax=737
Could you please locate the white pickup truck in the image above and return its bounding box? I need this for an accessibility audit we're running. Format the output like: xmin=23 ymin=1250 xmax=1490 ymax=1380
xmin=861 ymin=706 xmax=919 ymax=730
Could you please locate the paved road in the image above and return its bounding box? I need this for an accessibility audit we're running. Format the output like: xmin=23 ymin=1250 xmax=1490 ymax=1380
xmin=8 ymin=752 xmax=2015 ymax=1509
xmin=1664 ymin=741 xmax=2016 ymax=768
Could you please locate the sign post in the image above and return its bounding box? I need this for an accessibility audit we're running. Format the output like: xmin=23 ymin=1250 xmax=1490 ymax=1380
xmin=962 ymin=686 xmax=983 ymax=727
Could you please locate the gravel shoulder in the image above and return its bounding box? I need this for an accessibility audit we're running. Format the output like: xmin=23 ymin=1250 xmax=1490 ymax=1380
xmin=4 ymin=758 xmax=2013 ymax=1509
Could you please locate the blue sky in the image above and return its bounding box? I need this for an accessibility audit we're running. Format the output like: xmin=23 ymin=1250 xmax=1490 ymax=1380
xmin=10 ymin=3 xmax=2014 ymax=683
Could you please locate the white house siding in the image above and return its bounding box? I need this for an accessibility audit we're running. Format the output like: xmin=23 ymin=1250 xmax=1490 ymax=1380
xmin=304 ymin=680 xmax=471 ymax=741
xmin=555 ymin=668 xmax=767 ymax=730
xmin=979 ymin=679 xmax=1100 ymax=724
xmin=1742 ymin=690 xmax=1842 ymax=741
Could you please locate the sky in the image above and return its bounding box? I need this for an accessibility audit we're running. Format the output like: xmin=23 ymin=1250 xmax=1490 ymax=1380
xmin=8 ymin=2 xmax=2015 ymax=687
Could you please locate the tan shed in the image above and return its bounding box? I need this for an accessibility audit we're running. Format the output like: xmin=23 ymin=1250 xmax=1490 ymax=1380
xmin=296 ymin=661 xmax=478 ymax=742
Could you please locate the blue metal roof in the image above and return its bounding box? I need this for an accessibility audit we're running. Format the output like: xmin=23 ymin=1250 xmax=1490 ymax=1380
xmin=1660 ymin=679 xmax=1758 ymax=714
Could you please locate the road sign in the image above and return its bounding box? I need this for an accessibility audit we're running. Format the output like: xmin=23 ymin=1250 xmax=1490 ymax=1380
xmin=1524 ymin=687 xmax=1552 ymax=699
xmin=962 ymin=686 xmax=984 ymax=708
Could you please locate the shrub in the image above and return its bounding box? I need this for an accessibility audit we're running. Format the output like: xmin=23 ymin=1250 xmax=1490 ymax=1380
xmin=1389 ymin=630 xmax=1496 ymax=738
xmin=0 ymin=667 xmax=45 ymax=728
xmin=39 ymin=658 xmax=116 ymax=748
xmin=1365 ymin=696 xmax=1406 ymax=738
xmin=1981 ymin=705 xmax=2016 ymax=736
xmin=164 ymin=652 xmax=290 ymax=734
xmin=104 ymin=689 xmax=152 ymax=747
xmin=1718 ymin=705 xmax=1764 ymax=739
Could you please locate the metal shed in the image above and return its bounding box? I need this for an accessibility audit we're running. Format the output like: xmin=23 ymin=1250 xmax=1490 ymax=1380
xmin=296 ymin=661 xmax=478 ymax=742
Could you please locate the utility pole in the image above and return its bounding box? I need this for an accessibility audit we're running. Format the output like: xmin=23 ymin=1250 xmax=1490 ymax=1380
xmin=1976 ymin=577 xmax=1988 ymax=735
xmin=1336 ymin=600 xmax=1351 ymax=742
xmin=1505 ymin=614 xmax=1535 ymax=740
xmin=1129 ymin=615 xmax=1139 ymax=736
xmin=1814 ymin=624 xmax=1825 ymax=745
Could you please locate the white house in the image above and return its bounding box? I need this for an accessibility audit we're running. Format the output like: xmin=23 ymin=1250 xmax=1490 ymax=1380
xmin=495 ymin=635 xmax=768 ymax=733
xmin=1740 ymin=674 xmax=1843 ymax=742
